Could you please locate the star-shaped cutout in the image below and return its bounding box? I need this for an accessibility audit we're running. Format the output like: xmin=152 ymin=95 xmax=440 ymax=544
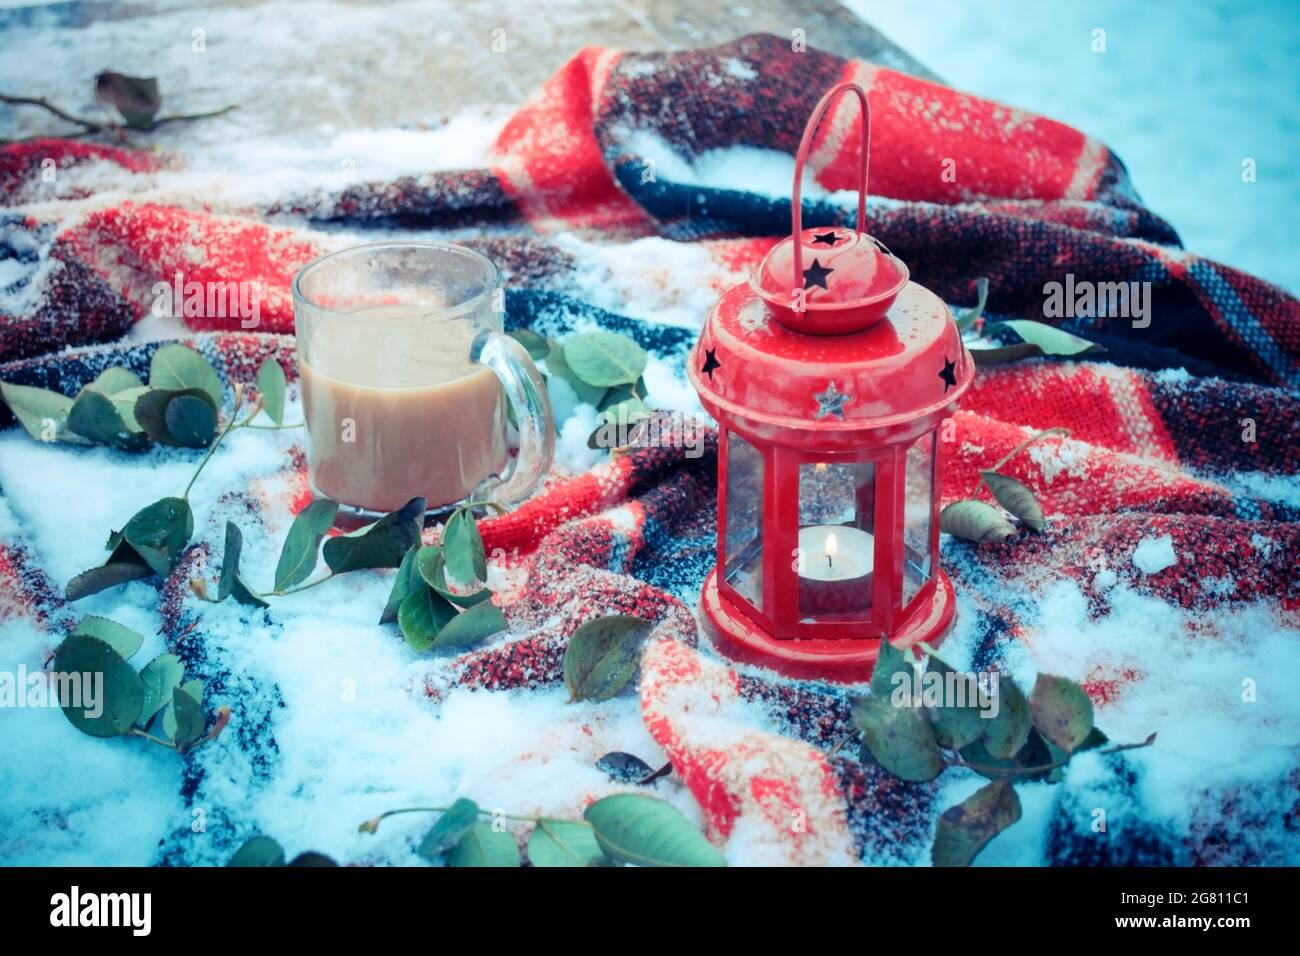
xmin=813 ymin=382 xmax=853 ymax=420
xmin=701 ymin=346 xmax=721 ymax=381
xmin=802 ymin=258 xmax=834 ymax=291
xmin=939 ymin=357 xmax=957 ymax=393
xmin=810 ymin=230 xmax=840 ymax=246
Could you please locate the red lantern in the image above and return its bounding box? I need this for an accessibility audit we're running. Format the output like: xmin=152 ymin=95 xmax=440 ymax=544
xmin=688 ymin=83 xmax=974 ymax=683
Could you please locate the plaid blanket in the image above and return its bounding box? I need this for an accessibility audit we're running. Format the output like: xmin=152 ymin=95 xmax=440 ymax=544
xmin=2 ymin=34 xmax=1297 ymax=866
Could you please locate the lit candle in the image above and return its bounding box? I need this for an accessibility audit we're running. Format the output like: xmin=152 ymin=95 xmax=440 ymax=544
xmin=798 ymin=524 xmax=873 ymax=615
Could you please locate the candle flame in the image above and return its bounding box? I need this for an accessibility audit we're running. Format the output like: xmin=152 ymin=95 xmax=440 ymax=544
xmin=825 ymin=532 xmax=838 ymax=558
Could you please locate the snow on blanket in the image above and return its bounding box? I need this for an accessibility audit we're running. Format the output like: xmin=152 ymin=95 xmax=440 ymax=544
xmin=1 ymin=34 xmax=1298 ymax=866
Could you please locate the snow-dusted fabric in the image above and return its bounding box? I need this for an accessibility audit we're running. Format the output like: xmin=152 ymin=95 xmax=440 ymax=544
xmin=1 ymin=36 xmax=1297 ymax=866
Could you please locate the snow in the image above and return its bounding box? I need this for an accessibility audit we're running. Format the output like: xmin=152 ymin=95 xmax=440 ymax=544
xmin=849 ymin=0 xmax=1300 ymax=294
xmin=1 ymin=0 xmax=1296 ymax=868
xmin=556 ymin=232 xmax=741 ymax=331
xmin=1132 ymin=535 xmax=1177 ymax=575
xmin=625 ymin=129 xmax=855 ymax=203
xmin=936 ymin=577 xmax=1300 ymax=864
xmin=0 ymin=389 xmax=712 ymax=865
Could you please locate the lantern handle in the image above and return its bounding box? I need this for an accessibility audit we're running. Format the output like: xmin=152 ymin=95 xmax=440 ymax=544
xmin=791 ymin=82 xmax=870 ymax=287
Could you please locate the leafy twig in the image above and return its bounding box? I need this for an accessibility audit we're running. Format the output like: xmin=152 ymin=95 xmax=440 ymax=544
xmin=358 ymin=804 xmax=582 ymax=835
xmin=0 ymin=92 xmax=238 ymax=143
xmin=271 ymin=572 xmax=335 ymax=597
xmin=130 ymin=728 xmax=178 ymax=750
xmin=182 ymin=389 xmax=255 ymax=500
xmin=981 ymin=426 xmax=1070 ymax=483
xmin=946 ymin=733 xmax=1156 ymax=779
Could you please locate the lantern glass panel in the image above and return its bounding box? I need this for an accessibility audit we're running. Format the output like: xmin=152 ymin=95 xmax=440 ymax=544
xmin=724 ymin=431 xmax=764 ymax=610
xmin=797 ymin=461 xmax=875 ymax=618
xmin=902 ymin=432 xmax=936 ymax=605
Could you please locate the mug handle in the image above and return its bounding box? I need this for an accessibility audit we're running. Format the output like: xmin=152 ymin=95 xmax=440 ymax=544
xmin=470 ymin=330 xmax=555 ymax=508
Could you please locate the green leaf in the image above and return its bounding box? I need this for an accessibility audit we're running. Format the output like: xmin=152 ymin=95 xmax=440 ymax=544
xmin=596 ymin=751 xmax=655 ymax=783
xmin=67 ymin=388 xmax=147 ymax=450
xmin=164 ymin=393 xmax=218 ymax=447
xmin=274 ymin=499 xmax=339 ymax=591
xmin=430 ymin=601 xmax=508 ymax=650
xmin=850 ymin=692 xmax=944 ymax=782
xmin=597 ymin=380 xmax=647 ymax=411
xmin=939 ymin=499 xmax=1016 ymax=544
xmin=972 ymin=320 xmax=1103 ymax=367
xmin=528 ymin=820 xmax=608 ymax=867
xmin=415 ymin=545 xmax=491 ymax=607
xmin=381 ymin=545 xmax=422 ymax=624
xmin=981 ymin=471 xmax=1046 ymax=532
xmin=584 ymin=794 xmax=725 ymax=867
xmin=108 ymin=386 xmax=149 ymax=433
xmin=507 ymin=329 xmax=551 ymax=361
xmin=600 ymin=397 xmax=651 ymax=427
xmin=397 ymin=586 xmax=458 ymax=652
xmin=51 ymin=634 xmax=144 ymax=737
xmin=872 ymin=637 xmax=916 ymax=698
xmin=924 ymin=653 xmax=986 ymax=750
xmin=256 ymin=358 xmax=286 ymax=425
xmin=138 ymin=653 xmax=184 ymax=725
xmin=161 ymin=679 xmax=203 ymax=742
xmin=170 ymin=685 xmax=205 ymax=750
xmin=120 ymin=497 xmax=193 ymax=576
xmin=0 ymin=381 xmax=86 ymax=444
xmin=448 ymin=823 xmax=521 ymax=868
xmin=543 ymin=339 xmax=607 ymax=407
xmin=954 ymin=277 xmax=989 ymax=333
xmin=1029 ymin=673 xmax=1095 ymax=753
xmin=982 ymin=673 xmax=1033 ymax=759
xmin=227 ymin=835 xmax=286 ymax=867
xmin=88 ymin=366 xmax=145 ymax=396
xmin=65 ymin=553 xmax=153 ymax=601
xmin=1075 ymin=726 xmax=1109 ymax=753
xmin=95 ymin=72 xmax=162 ymax=129
xmin=217 ymin=521 xmax=268 ymax=608
xmin=148 ymin=343 xmax=223 ymax=408
xmin=442 ymin=509 xmax=486 ymax=587
xmin=322 ymin=497 xmax=424 ymax=574
xmin=563 ymin=615 xmax=652 ymax=703
xmin=417 ymin=798 xmax=480 ymax=861
xmin=931 ymin=779 xmax=1022 ymax=867
xmin=588 ymin=398 xmax=652 ymax=450
xmin=563 ymin=331 xmax=648 ymax=388
xmin=958 ymin=731 xmax=1050 ymax=782
xmin=134 ymin=387 xmax=218 ymax=447
xmin=217 ymin=520 xmax=243 ymax=601
xmin=286 ymin=852 xmax=338 ymax=867
xmin=70 ymin=614 xmax=144 ymax=659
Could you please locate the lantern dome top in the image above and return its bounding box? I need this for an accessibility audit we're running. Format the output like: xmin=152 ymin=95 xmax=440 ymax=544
xmin=689 ymin=279 xmax=972 ymax=438
xmin=752 ymin=228 xmax=909 ymax=335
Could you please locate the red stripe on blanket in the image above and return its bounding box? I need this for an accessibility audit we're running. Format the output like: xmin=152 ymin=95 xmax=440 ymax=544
xmin=946 ymin=410 xmax=1234 ymax=518
xmin=477 ymin=454 xmax=638 ymax=559
xmin=57 ymin=203 xmax=322 ymax=333
xmin=810 ymin=62 xmax=1104 ymax=203
xmin=966 ymin=364 xmax=1180 ymax=464
xmin=1 ymin=139 xmax=166 ymax=204
xmin=641 ymin=638 xmax=857 ymax=864
xmin=493 ymin=47 xmax=649 ymax=232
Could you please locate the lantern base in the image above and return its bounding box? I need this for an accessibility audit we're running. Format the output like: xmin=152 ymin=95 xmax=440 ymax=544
xmin=699 ymin=568 xmax=955 ymax=684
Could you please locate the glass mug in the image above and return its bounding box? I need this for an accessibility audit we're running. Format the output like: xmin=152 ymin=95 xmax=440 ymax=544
xmin=291 ymin=241 xmax=554 ymax=517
